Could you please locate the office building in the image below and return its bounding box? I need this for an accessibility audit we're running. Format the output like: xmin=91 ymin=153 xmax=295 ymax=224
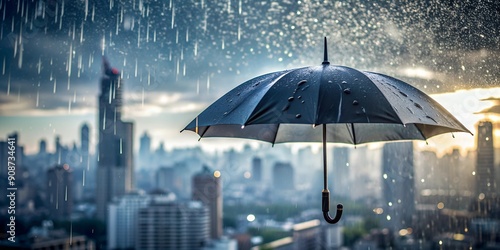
xmin=96 ymin=58 xmax=135 ymax=220
xmin=273 ymin=162 xmax=294 ymax=190
xmin=46 ymin=164 xmax=73 ymax=220
xmin=139 ymin=131 xmax=152 ymax=169
xmin=331 ymin=147 xmax=350 ymax=196
xmin=80 ymin=123 xmax=90 ymax=168
xmin=136 ymin=197 xmax=209 ymax=250
xmin=252 ymin=157 xmax=263 ymax=182
xmin=382 ymin=142 xmax=415 ymax=231
xmin=156 ymin=166 xmax=176 ymax=192
xmin=476 ymin=121 xmax=495 ymax=197
xmin=193 ymin=165 xmax=223 ymax=239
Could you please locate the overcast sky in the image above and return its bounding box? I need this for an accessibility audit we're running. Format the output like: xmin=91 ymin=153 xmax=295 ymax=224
xmin=1 ymin=0 xmax=499 ymax=154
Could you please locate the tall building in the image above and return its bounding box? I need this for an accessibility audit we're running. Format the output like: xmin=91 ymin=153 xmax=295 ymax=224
xmin=252 ymin=157 xmax=262 ymax=182
xmin=136 ymin=197 xmax=209 ymax=250
xmin=108 ymin=192 xmax=151 ymax=250
xmin=96 ymin=58 xmax=135 ymax=220
xmin=382 ymin=142 xmax=415 ymax=231
xmin=80 ymin=123 xmax=89 ymax=168
xmin=331 ymin=147 xmax=350 ymax=196
xmin=39 ymin=139 xmax=47 ymax=155
xmin=46 ymin=164 xmax=73 ymax=220
xmin=192 ymin=165 xmax=223 ymax=239
xmin=156 ymin=166 xmax=176 ymax=192
xmin=273 ymin=162 xmax=294 ymax=190
xmin=139 ymin=131 xmax=152 ymax=169
xmin=476 ymin=121 xmax=495 ymax=197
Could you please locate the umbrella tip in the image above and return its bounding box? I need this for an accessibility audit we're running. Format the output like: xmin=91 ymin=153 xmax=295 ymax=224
xmin=322 ymin=37 xmax=330 ymax=65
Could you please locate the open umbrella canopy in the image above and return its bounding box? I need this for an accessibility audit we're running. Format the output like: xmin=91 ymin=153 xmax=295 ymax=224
xmin=182 ymin=38 xmax=471 ymax=224
xmin=183 ymin=48 xmax=470 ymax=145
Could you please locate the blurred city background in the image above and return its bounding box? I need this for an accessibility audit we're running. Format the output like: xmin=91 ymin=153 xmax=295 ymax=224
xmin=1 ymin=0 xmax=500 ymax=249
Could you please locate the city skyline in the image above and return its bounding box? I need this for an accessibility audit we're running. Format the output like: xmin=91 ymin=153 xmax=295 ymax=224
xmin=2 ymin=86 xmax=500 ymax=158
xmin=1 ymin=1 xmax=499 ymax=157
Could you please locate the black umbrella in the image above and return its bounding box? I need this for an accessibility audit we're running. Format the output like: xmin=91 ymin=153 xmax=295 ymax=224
xmin=182 ymin=38 xmax=471 ymax=224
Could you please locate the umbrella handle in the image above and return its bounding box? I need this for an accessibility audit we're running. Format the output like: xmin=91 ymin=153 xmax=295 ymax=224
xmin=322 ymin=190 xmax=343 ymax=224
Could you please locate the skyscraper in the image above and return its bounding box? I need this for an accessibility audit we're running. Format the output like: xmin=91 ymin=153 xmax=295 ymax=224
xmin=80 ymin=123 xmax=89 ymax=169
xmin=476 ymin=121 xmax=495 ymax=197
xmin=192 ymin=165 xmax=222 ymax=239
xmin=136 ymin=196 xmax=209 ymax=250
xmin=252 ymin=157 xmax=262 ymax=182
xmin=273 ymin=162 xmax=294 ymax=190
xmin=331 ymin=147 xmax=350 ymax=196
xmin=139 ymin=131 xmax=152 ymax=169
xmin=96 ymin=58 xmax=135 ymax=220
xmin=46 ymin=164 xmax=73 ymax=220
xmin=382 ymin=142 xmax=415 ymax=231
xmin=39 ymin=139 xmax=47 ymax=155
xmin=156 ymin=166 xmax=176 ymax=192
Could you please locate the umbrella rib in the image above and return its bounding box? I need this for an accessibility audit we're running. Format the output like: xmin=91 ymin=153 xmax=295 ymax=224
xmin=198 ymin=125 xmax=210 ymax=140
xmin=271 ymin=124 xmax=280 ymax=146
xmin=351 ymin=123 xmax=357 ymax=145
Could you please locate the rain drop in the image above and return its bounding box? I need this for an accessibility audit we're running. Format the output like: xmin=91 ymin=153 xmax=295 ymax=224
xmin=298 ymin=80 xmax=307 ymax=86
xmin=406 ymin=107 xmax=414 ymax=114
xmin=352 ymin=100 xmax=359 ymax=105
xmin=414 ymin=103 xmax=423 ymax=109
xmin=296 ymin=114 xmax=301 ymax=118
xmin=288 ymin=97 xmax=294 ymax=102
xmin=342 ymin=80 xmax=347 ymax=84
xmin=399 ymin=91 xmax=408 ymax=97
xmin=343 ymin=88 xmax=351 ymax=94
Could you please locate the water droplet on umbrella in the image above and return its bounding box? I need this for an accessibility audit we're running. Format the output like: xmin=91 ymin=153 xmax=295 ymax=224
xmin=296 ymin=114 xmax=301 ymax=118
xmin=399 ymin=91 xmax=408 ymax=97
xmin=415 ymin=103 xmax=423 ymax=109
xmin=301 ymin=100 xmax=305 ymax=104
xmin=343 ymin=88 xmax=351 ymax=94
xmin=288 ymin=97 xmax=294 ymax=102
xmin=298 ymin=96 xmax=302 ymax=99
xmin=342 ymin=80 xmax=347 ymax=84
xmin=223 ymin=112 xmax=228 ymax=115
xmin=406 ymin=107 xmax=414 ymax=114
xmin=298 ymin=80 xmax=307 ymax=86
xmin=241 ymin=125 xmax=245 ymax=129
xmin=282 ymin=104 xmax=290 ymax=111
xmin=352 ymin=100 xmax=359 ymax=105
xmin=328 ymin=80 xmax=333 ymax=84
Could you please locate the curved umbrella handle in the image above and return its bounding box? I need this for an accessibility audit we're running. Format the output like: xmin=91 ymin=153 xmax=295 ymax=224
xmin=322 ymin=190 xmax=343 ymax=224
